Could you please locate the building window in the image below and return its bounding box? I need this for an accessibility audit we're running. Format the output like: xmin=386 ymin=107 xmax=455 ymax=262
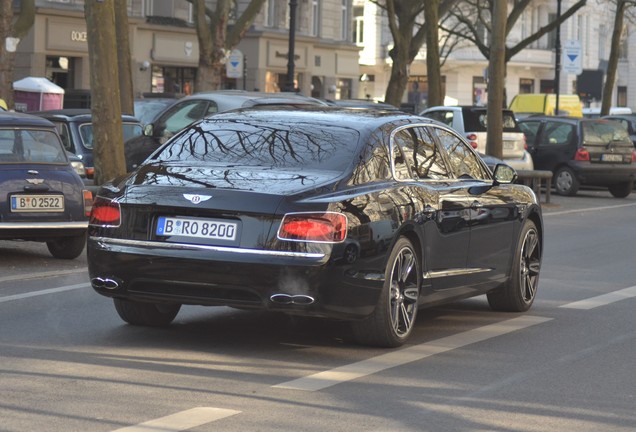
xmin=519 ymin=78 xmax=534 ymax=94
xmin=598 ymin=24 xmax=607 ymax=60
xmin=311 ymin=0 xmax=321 ymax=36
xmin=353 ymin=6 xmax=364 ymax=45
xmin=341 ymin=0 xmax=349 ymax=41
xmin=617 ymin=86 xmax=627 ymax=107
xmin=473 ymin=76 xmax=487 ymax=105
xmin=619 ymin=25 xmax=628 ymax=59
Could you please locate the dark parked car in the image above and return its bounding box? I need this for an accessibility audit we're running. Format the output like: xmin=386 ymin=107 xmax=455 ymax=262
xmin=30 ymin=109 xmax=143 ymax=182
xmin=88 ymin=107 xmax=543 ymax=347
xmin=0 ymin=112 xmax=92 ymax=259
xmin=124 ymin=90 xmax=328 ymax=171
xmin=518 ymin=116 xmax=636 ymax=197
xmin=134 ymin=97 xmax=178 ymax=126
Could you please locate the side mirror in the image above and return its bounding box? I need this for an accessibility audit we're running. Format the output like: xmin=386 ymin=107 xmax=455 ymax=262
xmin=143 ymin=123 xmax=154 ymax=137
xmin=493 ymin=163 xmax=517 ymax=184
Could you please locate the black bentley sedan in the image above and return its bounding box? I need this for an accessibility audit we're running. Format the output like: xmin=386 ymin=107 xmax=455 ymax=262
xmin=88 ymin=107 xmax=543 ymax=347
xmin=0 ymin=112 xmax=91 ymax=259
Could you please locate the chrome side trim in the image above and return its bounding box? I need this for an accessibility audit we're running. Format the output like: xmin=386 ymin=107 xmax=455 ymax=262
xmin=90 ymin=236 xmax=326 ymax=259
xmin=423 ymin=267 xmax=492 ymax=279
xmin=0 ymin=221 xmax=88 ymax=229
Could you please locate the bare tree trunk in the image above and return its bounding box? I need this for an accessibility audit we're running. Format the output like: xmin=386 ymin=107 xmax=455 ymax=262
xmin=425 ymin=0 xmax=442 ymax=108
xmin=601 ymin=0 xmax=626 ymax=115
xmin=115 ymin=0 xmax=134 ymax=115
xmin=0 ymin=0 xmax=35 ymax=109
xmin=85 ymin=0 xmax=125 ymax=185
xmin=193 ymin=0 xmax=226 ymax=91
xmin=486 ymin=0 xmax=506 ymax=159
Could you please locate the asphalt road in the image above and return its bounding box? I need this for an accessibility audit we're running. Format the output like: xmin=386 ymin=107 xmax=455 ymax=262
xmin=1 ymin=189 xmax=635 ymax=431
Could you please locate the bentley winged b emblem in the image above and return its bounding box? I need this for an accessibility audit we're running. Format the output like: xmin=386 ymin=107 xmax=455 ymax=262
xmin=183 ymin=194 xmax=212 ymax=204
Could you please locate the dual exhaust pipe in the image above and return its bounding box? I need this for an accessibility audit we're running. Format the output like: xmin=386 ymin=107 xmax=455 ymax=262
xmin=91 ymin=277 xmax=120 ymax=290
xmin=270 ymin=293 xmax=315 ymax=305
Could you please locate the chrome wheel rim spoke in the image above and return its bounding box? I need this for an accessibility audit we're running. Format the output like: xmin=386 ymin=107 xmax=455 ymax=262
xmin=520 ymin=229 xmax=540 ymax=302
xmin=390 ymin=247 xmax=418 ymax=336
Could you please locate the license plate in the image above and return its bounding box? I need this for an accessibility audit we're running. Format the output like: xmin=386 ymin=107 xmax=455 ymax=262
xmin=503 ymin=141 xmax=514 ymax=150
xmin=601 ymin=154 xmax=623 ymax=162
xmin=156 ymin=216 xmax=239 ymax=242
xmin=11 ymin=194 xmax=64 ymax=212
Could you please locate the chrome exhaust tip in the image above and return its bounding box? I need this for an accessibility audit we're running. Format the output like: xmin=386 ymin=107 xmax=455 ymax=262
xmin=91 ymin=277 xmax=120 ymax=290
xmin=270 ymin=294 xmax=315 ymax=305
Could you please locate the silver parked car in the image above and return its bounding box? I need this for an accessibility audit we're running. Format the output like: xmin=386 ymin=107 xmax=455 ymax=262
xmin=420 ymin=105 xmax=534 ymax=171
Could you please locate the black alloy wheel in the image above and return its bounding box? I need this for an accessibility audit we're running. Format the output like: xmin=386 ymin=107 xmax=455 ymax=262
xmin=352 ymin=237 xmax=421 ymax=347
xmin=488 ymin=220 xmax=541 ymax=312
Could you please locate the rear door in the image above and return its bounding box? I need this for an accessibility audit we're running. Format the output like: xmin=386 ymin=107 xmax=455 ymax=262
xmin=430 ymin=126 xmax=516 ymax=291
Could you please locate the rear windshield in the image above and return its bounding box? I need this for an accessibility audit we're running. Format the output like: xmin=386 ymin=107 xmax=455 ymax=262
xmin=582 ymin=121 xmax=631 ymax=146
xmin=463 ymin=110 xmax=520 ymax=133
xmin=154 ymin=119 xmax=361 ymax=171
xmin=0 ymin=128 xmax=67 ymax=164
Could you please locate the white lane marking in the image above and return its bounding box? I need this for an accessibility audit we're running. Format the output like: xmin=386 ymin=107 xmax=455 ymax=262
xmin=543 ymin=202 xmax=636 ymax=217
xmin=560 ymin=285 xmax=636 ymax=310
xmin=0 ymin=268 xmax=87 ymax=283
xmin=273 ymin=315 xmax=552 ymax=392
xmin=0 ymin=283 xmax=90 ymax=303
xmin=111 ymin=407 xmax=241 ymax=432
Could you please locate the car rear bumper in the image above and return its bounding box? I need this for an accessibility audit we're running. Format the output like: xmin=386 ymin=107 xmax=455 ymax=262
xmin=87 ymin=236 xmax=382 ymax=320
xmin=503 ymin=151 xmax=534 ymax=171
xmin=0 ymin=221 xmax=87 ymax=239
xmin=570 ymin=162 xmax=636 ymax=185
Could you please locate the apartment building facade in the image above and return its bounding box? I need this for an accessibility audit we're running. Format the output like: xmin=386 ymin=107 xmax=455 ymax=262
xmin=13 ymin=0 xmax=361 ymax=104
xmin=354 ymin=0 xmax=635 ymax=113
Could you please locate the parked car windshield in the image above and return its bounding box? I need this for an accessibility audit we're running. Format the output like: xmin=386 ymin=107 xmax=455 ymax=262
xmin=79 ymin=122 xmax=143 ymax=149
xmin=0 ymin=128 xmax=66 ymax=163
xmin=582 ymin=121 xmax=631 ymax=145
xmin=154 ymin=119 xmax=361 ymax=171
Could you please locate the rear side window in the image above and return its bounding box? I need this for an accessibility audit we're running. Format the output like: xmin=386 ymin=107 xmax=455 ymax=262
xmin=541 ymin=122 xmax=574 ymax=146
xmin=582 ymin=121 xmax=631 ymax=146
xmin=464 ymin=109 xmax=520 ymax=133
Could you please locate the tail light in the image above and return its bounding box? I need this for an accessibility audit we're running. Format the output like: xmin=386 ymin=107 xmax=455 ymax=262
xmin=523 ymin=134 xmax=528 ymax=150
xmin=83 ymin=190 xmax=94 ymax=217
xmin=89 ymin=196 xmax=121 ymax=227
xmin=277 ymin=212 xmax=347 ymax=243
xmin=632 ymin=150 xmax=636 ymax=163
xmin=466 ymin=133 xmax=479 ymax=149
xmin=85 ymin=167 xmax=95 ymax=179
xmin=574 ymin=148 xmax=590 ymax=161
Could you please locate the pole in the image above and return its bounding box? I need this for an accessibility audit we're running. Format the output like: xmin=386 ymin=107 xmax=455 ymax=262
xmin=285 ymin=0 xmax=298 ymax=92
xmin=554 ymin=0 xmax=562 ymax=115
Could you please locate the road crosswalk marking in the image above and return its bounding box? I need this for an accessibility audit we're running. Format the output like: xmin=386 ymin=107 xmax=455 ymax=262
xmin=111 ymin=407 xmax=241 ymax=432
xmin=273 ymin=315 xmax=552 ymax=391
xmin=560 ymin=285 xmax=636 ymax=310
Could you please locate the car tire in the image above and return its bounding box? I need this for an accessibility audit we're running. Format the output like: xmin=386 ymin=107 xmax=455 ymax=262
xmin=608 ymin=181 xmax=633 ymax=198
xmin=351 ymin=237 xmax=421 ymax=347
xmin=46 ymin=232 xmax=87 ymax=259
xmin=554 ymin=166 xmax=579 ymax=196
xmin=487 ymin=220 xmax=541 ymax=312
xmin=113 ymin=298 xmax=181 ymax=326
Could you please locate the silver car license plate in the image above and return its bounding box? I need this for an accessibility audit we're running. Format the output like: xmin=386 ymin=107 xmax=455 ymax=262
xmin=156 ymin=216 xmax=238 ymax=242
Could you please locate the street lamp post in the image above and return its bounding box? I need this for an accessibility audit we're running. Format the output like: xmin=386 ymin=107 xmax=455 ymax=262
xmin=554 ymin=0 xmax=562 ymax=115
xmin=285 ymin=0 xmax=298 ymax=92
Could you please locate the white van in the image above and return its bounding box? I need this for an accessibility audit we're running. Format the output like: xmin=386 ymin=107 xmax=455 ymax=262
xmin=582 ymin=107 xmax=632 ymax=118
